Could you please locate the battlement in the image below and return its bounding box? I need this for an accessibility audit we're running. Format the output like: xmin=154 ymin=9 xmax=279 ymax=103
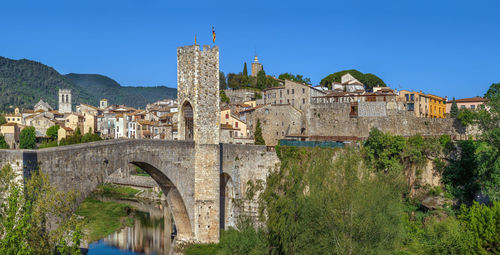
xmin=177 ymin=44 xmax=219 ymax=53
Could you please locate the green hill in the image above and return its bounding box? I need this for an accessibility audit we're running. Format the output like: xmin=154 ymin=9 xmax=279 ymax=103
xmin=64 ymin=73 xmax=177 ymax=109
xmin=0 ymin=56 xmax=176 ymax=112
xmin=0 ymin=57 xmax=94 ymax=112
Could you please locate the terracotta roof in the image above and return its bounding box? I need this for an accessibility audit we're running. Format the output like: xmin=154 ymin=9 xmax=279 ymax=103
xmin=62 ymin=127 xmax=73 ymax=131
xmin=80 ymin=103 xmax=99 ymax=110
xmin=1 ymin=123 xmax=18 ymax=127
xmin=220 ymin=124 xmax=239 ymax=130
xmin=451 ymin=97 xmax=487 ymax=103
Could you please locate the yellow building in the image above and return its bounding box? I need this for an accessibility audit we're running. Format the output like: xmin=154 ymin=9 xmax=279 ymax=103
xmin=220 ymin=108 xmax=248 ymax=138
xmin=398 ymin=90 xmax=446 ymax=118
xmin=428 ymin=94 xmax=446 ymax=118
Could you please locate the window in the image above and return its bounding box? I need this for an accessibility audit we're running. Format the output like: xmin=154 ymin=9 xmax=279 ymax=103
xmin=229 ymin=131 xmax=233 ymax=138
xmin=280 ymin=91 xmax=282 ymax=98
xmin=225 ymin=113 xmax=229 ymax=119
xmin=282 ymin=122 xmax=284 ymax=126
xmin=471 ymin=105 xmax=476 ymax=109
xmin=410 ymin=94 xmax=414 ymax=101
xmin=287 ymin=99 xmax=290 ymax=104
xmin=461 ymin=105 xmax=465 ymax=109
xmin=235 ymin=122 xmax=238 ymax=128
xmin=405 ymin=94 xmax=409 ymax=101
xmin=302 ymin=98 xmax=305 ymax=104
xmin=292 ymin=89 xmax=294 ymax=94
xmin=287 ymin=89 xmax=289 ymax=94
xmin=302 ymin=88 xmax=305 ymax=93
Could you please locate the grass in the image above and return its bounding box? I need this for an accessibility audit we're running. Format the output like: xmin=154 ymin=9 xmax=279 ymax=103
xmin=185 ymin=243 xmax=220 ymax=255
xmin=94 ymin=183 xmax=140 ymax=199
xmin=75 ymin=197 xmax=135 ymax=242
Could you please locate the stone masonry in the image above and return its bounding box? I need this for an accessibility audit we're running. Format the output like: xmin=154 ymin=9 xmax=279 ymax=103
xmin=177 ymin=44 xmax=221 ymax=242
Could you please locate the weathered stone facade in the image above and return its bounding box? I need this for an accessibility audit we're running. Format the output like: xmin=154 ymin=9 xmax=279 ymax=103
xmin=247 ymin=104 xmax=304 ymax=146
xmin=306 ymin=101 xmax=464 ymax=138
xmin=177 ymin=44 xmax=221 ymax=243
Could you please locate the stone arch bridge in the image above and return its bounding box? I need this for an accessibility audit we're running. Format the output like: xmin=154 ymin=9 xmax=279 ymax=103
xmin=0 ymin=139 xmax=278 ymax=243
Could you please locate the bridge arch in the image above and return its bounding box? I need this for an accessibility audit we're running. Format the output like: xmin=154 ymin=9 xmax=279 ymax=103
xmin=130 ymin=161 xmax=192 ymax=239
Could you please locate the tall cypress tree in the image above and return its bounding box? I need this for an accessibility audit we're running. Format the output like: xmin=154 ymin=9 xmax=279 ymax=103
xmin=241 ymin=62 xmax=249 ymax=87
xmin=450 ymin=97 xmax=459 ymax=118
xmin=243 ymin=62 xmax=248 ymax=77
xmin=254 ymin=119 xmax=265 ymax=145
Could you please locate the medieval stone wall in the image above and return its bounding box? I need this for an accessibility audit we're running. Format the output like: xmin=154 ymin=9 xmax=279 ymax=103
xmin=220 ymin=144 xmax=280 ymax=228
xmin=307 ymin=102 xmax=463 ymax=138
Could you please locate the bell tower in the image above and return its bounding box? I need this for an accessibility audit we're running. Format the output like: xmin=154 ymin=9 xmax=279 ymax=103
xmin=58 ymin=89 xmax=72 ymax=113
xmin=177 ymin=43 xmax=221 ymax=243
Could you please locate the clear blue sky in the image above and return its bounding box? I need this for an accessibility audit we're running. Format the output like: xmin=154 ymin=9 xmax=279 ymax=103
xmin=1 ymin=0 xmax=499 ymax=99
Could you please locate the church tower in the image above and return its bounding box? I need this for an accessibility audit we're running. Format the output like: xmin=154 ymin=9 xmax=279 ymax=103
xmin=177 ymin=43 xmax=220 ymax=243
xmin=58 ymin=89 xmax=72 ymax=113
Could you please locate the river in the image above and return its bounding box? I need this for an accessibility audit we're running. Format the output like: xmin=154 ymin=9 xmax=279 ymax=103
xmin=86 ymin=197 xmax=177 ymax=255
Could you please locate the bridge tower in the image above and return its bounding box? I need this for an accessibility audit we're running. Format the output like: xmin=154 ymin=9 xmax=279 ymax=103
xmin=177 ymin=43 xmax=220 ymax=242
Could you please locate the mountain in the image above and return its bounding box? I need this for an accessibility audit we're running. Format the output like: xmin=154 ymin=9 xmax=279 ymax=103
xmin=0 ymin=56 xmax=176 ymax=112
xmin=65 ymin=73 xmax=177 ymax=109
xmin=0 ymin=57 xmax=94 ymax=112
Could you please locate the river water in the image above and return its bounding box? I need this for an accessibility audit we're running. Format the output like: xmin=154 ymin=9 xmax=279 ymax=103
xmin=86 ymin=198 xmax=176 ymax=255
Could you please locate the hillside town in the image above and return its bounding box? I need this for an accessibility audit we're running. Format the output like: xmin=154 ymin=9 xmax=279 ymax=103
xmin=0 ymin=54 xmax=487 ymax=149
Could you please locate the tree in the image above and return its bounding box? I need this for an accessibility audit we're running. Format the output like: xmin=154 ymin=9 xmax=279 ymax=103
xmin=320 ymin=69 xmax=386 ymax=89
xmin=219 ymin=71 xmax=228 ymax=90
xmin=256 ymin=70 xmax=267 ymax=90
xmin=19 ymin=126 xmax=36 ymax=149
xmin=0 ymin=165 xmax=81 ymax=254
xmin=458 ymin=201 xmax=499 ymax=254
xmin=278 ymin=73 xmax=312 ymax=85
xmin=46 ymin=124 xmax=60 ymax=140
xmin=254 ymin=119 xmax=265 ymax=145
xmin=242 ymin=62 xmax=248 ymax=77
xmin=450 ymin=97 xmax=459 ymax=118
xmin=220 ymin=90 xmax=230 ymax=104
xmin=227 ymin=73 xmax=242 ymax=89
xmin=262 ymin=147 xmax=405 ymax=254
xmin=0 ymin=115 xmax=6 ymax=125
xmin=0 ymin=135 xmax=9 ymax=149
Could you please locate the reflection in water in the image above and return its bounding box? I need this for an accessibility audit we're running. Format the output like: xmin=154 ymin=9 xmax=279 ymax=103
xmin=88 ymin=199 xmax=175 ymax=255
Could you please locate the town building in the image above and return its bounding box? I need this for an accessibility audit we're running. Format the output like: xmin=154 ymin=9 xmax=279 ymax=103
xmin=0 ymin=123 xmax=21 ymax=148
xmin=446 ymin=97 xmax=487 ymax=112
xmin=34 ymin=99 xmax=53 ymax=112
xmin=58 ymin=127 xmax=74 ymax=142
xmin=397 ymin=90 xmax=446 ymax=118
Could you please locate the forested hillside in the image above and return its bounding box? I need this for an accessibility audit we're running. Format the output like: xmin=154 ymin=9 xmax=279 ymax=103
xmin=65 ymin=74 xmax=176 ymax=109
xmin=0 ymin=57 xmax=176 ymax=112
xmin=0 ymin=57 xmax=94 ymax=111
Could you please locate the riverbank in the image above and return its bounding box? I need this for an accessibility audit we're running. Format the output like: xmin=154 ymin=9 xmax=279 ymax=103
xmin=75 ymin=183 xmax=142 ymax=243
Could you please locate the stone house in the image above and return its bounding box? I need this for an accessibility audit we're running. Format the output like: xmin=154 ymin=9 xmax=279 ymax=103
xmin=58 ymin=127 xmax=74 ymax=142
xmin=34 ymin=99 xmax=53 ymax=112
xmin=247 ymin=104 xmax=303 ymax=146
xmin=64 ymin=113 xmax=85 ymax=133
xmin=0 ymin=123 xmax=21 ymax=148
xmin=25 ymin=114 xmax=57 ymax=137
xmin=263 ymin=80 xmax=326 ymax=111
